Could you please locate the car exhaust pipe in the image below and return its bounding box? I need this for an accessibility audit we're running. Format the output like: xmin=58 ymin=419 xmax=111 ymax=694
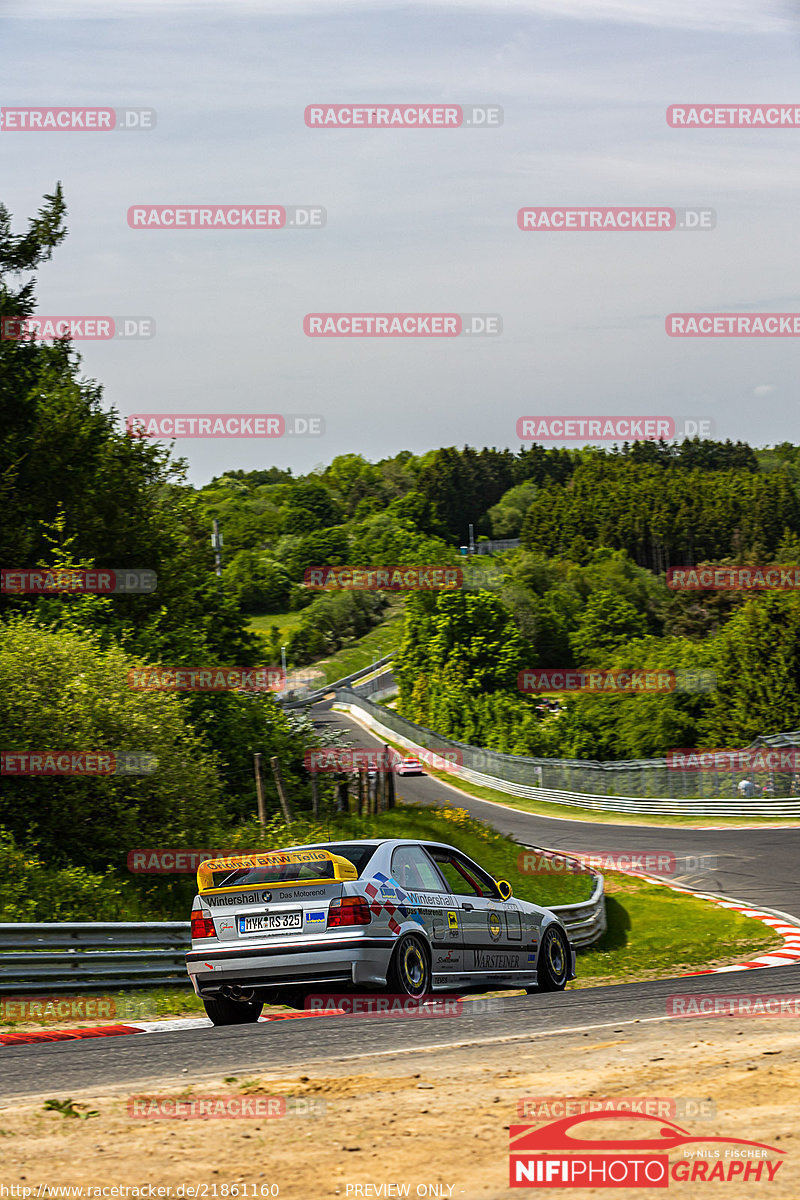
xmin=223 ymin=984 xmax=256 ymax=1002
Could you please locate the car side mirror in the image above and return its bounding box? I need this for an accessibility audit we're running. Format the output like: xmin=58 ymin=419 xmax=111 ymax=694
xmin=496 ymin=879 xmax=513 ymax=900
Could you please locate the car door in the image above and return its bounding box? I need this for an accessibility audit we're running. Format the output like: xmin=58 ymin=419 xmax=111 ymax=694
xmin=424 ymin=846 xmax=531 ymax=985
xmin=389 ymin=844 xmax=465 ymax=983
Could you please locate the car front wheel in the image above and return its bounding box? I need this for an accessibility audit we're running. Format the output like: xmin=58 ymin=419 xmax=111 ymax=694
xmin=529 ymin=925 xmax=570 ymax=993
xmin=203 ymin=995 xmax=264 ymax=1026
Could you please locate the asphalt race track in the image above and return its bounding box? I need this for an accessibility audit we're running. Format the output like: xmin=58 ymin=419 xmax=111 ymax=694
xmin=317 ymin=702 xmax=800 ymax=920
xmin=1 ymin=700 xmax=798 ymax=1101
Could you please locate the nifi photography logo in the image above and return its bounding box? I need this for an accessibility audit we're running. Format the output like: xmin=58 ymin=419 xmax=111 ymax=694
xmin=508 ymin=1110 xmax=785 ymax=1187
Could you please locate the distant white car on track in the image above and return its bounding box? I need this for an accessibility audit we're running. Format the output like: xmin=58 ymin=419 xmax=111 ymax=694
xmin=395 ymin=757 xmax=425 ymax=776
xmin=185 ymin=838 xmax=577 ymax=1026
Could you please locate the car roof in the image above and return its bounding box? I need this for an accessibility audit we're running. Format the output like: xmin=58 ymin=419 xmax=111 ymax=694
xmin=266 ymin=837 xmax=461 ymax=854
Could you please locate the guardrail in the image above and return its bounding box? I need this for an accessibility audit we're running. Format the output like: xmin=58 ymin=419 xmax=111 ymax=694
xmin=332 ymin=691 xmax=800 ymax=817
xmin=0 ymin=870 xmax=606 ymax=992
xmin=0 ymin=922 xmax=191 ymax=993
xmin=278 ymin=653 xmax=395 ymax=708
xmin=548 ymin=871 xmax=606 ymax=948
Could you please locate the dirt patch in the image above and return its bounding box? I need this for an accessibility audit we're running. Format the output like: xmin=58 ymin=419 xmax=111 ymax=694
xmin=0 ymin=1017 xmax=798 ymax=1198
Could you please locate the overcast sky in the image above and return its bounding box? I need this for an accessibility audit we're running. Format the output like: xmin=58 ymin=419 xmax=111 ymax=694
xmin=2 ymin=0 xmax=799 ymax=484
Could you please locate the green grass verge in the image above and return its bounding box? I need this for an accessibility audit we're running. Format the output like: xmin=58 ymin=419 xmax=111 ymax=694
xmin=247 ymin=611 xmax=304 ymax=642
xmin=569 ymin=869 xmax=781 ymax=988
xmin=312 ymin=609 xmax=404 ymax=685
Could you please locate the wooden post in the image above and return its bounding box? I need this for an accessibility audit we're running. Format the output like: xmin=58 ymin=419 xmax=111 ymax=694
xmin=335 ymin=774 xmax=348 ymax=814
xmin=358 ymin=768 xmax=367 ymax=817
xmin=253 ymin=752 xmax=266 ymax=830
xmin=386 ymin=759 xmax=396 ymax=809
xmin=311 ymin=771 xmax=319 ymax=819
xmin=270 ymin=755 xmax=294 ymax=824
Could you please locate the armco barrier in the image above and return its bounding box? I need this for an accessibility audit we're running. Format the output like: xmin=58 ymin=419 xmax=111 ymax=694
xmin=332 ymin=691 xmax=800 ymax=817
xmin=278 ymin=653 xmax=395 ymax=708
xmin=0 ymin=922 xmax=191 ymax=993
xmin=0 ymin=876 xmax=605 ymax=992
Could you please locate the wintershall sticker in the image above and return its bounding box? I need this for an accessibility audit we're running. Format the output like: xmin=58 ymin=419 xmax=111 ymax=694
xmin=304 ymin=103 xmax=502 ymax=127
xmin=1 ymin=569 xmax=156 ymax=594
xmin=1 ymin=317 xmax=155 ymax=340
xmin=127 ymin=205 xmax=324 ymax=229
xmin=667 ymin=104 xmax=800 ymax=127
xmin=305 ymin=566 xmax=462 ymax=590
xmin=127 ymin=667 xmax=285 ymax=692
xmin=2 ymin=752 xmax=157 ymax=775
xmin=518 ymin=669 xmax=716 ymax=695
xmin=126 ymin=415 xmax=324 ymax=438
xmin=668 ymin=565 xmax=800 ymax=590
xmin=667 ymin=313 xmax=800 ymax=336
xmin=667 ymin=993 xmax=800 ymax=1017
xmin=303 ymin=313 xmax=501 ymax=336
xmin=0 ymin=107 xmax=156 ymax=131
xmin=667 ymin=748 xmax=800 ymax=772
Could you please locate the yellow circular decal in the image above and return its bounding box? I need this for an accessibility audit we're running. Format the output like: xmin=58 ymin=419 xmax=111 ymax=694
xmin=488 ymin=912 xmax=502 ymax=942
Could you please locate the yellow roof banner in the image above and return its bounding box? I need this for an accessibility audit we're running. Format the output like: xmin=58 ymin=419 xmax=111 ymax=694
xmin=201 ymin=849 xmax=332 ymax=872
xmin=196 ymin=848 xmax=358 ymax=893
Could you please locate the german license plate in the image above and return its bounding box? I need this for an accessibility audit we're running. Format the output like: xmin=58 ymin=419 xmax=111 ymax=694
xmin=238 ymin=910 xmax=302 ymax=935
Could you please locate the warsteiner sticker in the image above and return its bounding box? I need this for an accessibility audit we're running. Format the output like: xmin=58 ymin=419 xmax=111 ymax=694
xmin=475 ymin=950 xmax=520 ymax=970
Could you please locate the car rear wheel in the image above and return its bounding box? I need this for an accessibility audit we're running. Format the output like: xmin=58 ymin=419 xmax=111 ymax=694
xmin=387 ymin=934 xmax=430 ymax=998
xmin=528 ymin=925 xmax=570 ymax=993
xmin=203 ymin=995 xmax=264 ymax=1026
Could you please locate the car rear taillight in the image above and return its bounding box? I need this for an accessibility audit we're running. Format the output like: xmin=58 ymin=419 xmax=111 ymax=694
xmin=327 ymin=897 xmax=371 ymax=928
xmin=191 ymin=909 xmax=217 ymax=939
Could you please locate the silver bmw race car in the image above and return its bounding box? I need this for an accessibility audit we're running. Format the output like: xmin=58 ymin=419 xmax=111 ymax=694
xmin=186 ymin=838 xmax=576 ymax=1025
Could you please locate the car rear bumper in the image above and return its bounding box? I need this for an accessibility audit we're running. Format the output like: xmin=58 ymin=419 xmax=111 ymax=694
xmin=186 ymin=935 xmax=397 ymax=998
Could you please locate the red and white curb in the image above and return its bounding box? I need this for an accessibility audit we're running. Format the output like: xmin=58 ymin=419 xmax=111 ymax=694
xmin=565 ymin=849 xmax=800 ymax=974
xmin=0 ymin=1008 xmax=349 ymax=1046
